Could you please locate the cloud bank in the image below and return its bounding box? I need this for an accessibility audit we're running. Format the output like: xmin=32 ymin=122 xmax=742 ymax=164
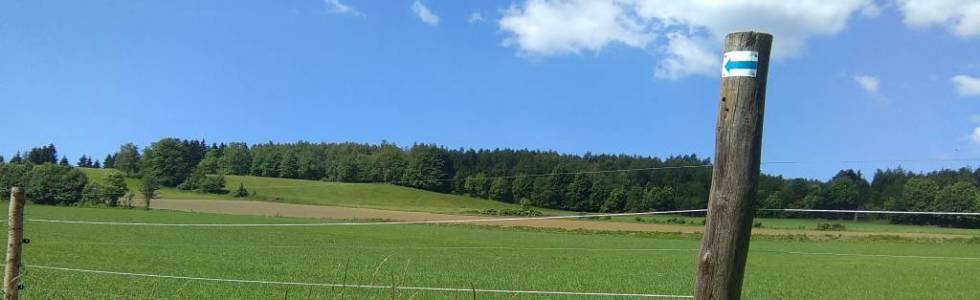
xmin=498 ymin=0 xmax=874 ymax=79
xmin=898 ymin=0 xmax=980 ymax=38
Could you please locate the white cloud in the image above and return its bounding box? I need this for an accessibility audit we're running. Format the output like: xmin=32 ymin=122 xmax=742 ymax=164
xmin=971 ymin=127 xmax=980 ymax=146
xmin=469 ymin=13 xmax=484 ymax=23
xmin=499 ymin=0 xmax=652 ymax=56
xmin=854 ymin=74 xmax=880 ymax=95
xmin=325 ymin=0 xmax=361 ymax=16
xmin=412 ymin=1 xmax=439 ymax=26
xmin=898 ymin=0 xmax=980 ymax=38
xmin=656 ymin=33 xmax=716 ymax=79
xmin=632 ymin=0 xmax=870 ymax=59
xmin=953 ymin=75 xmax=980 ymax=97
xmin=499 ymin=0 xmax=871 ymax=79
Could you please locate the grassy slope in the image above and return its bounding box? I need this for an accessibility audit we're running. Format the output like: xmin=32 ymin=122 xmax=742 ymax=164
xmin=80 ymin=168 xmax=979 ymax=235
xmin=14 ymin=205 xmax=980 ymax=299
xmin=79 ymin=168 xmax=550 ymax=214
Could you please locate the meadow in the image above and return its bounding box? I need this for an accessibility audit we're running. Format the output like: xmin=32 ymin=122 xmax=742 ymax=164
xmin=80 ymin=168 xmax=978 ymax=238
xmin=10 ymin=204 xmax=980 ymax=299
xmin=80 ymin=168 xmax=549 ymax=214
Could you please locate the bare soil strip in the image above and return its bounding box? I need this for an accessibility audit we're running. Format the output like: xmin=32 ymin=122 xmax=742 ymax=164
xmin=149 ymin=199 xmax=974 ymax=239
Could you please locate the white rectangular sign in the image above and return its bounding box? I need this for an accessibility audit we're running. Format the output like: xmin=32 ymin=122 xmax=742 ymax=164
xmin=721 ymin=51 xmax=759 ymax=78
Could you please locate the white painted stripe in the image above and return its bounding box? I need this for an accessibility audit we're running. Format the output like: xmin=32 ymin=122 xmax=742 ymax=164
xmin=28 ymin=265 xmax=692 ymax=298
xmin=25 ymin=209 xmax=708 ymax=227
xmin=761 ymin=208 xmax=980 ymax=216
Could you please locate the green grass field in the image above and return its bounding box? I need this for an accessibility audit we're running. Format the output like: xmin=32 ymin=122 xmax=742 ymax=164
xmin=613 ymin=215 xmax=980 ymax=236
xmin=79 ymin=168 xmax=547 ymax=214
xmin=10 ymin=205 xmax=980 ymax=299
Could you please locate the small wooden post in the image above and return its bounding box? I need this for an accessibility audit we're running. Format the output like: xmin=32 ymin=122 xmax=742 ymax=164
xmin=4 ymin=187 xmax=25 ymax=300
xmin=694 ymin=32 xmax=773 ymax=300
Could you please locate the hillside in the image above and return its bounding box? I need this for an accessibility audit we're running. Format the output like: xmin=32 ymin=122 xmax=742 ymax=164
xmin=78 ymin=168 xmax=547 ymax=214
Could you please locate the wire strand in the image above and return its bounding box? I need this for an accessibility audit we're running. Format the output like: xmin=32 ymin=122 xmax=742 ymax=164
xmin=760 ymin=208 xmax=980 ymax=216
xmin=25 ymin=209 xmax=708 ymax=227
xmin=27 ymin=264 xmax=693 ymax=299
xmin=24 ymin=208 xmax=980 ymax=227
xmin=387 ymin=164 xmax=713 ymax=184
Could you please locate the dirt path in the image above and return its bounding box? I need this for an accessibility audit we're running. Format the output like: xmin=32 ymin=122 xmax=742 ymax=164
xmin=150 ymin=199 xmax=976 ymax=239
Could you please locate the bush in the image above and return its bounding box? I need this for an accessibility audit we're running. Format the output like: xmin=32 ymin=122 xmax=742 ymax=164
xmin=81 ymin=182 xmax=104 ymax=205
xmin=178 ymin=168 xmax=228 ymax=194
xmin=753 ymin=221 xmax=764 ymax=228
xmin=177 ymin=168 xmax=206 ymax=191
xmin=519 ymin=198 xmax=534 ymax=210
xmin=816 ymin=223 xmax=846 ymax=231
xmin=27 ymin=163 xmax=87 ymax=205
xmin=101 ymin=170 xmax=129 ymax=206
xmin=233 ymin=182 xmax=249 ymax=198
xmin=0 ymin=163 xmax=31 ymax=198
xmin=198 ymin=175 xmax=228 ymax=194
xmin=478 ymin=207 xmax=543 ymax=217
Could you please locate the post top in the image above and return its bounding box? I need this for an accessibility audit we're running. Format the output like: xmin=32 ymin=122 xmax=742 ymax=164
xmin=726 ymin=31 xmax=773 ymax=38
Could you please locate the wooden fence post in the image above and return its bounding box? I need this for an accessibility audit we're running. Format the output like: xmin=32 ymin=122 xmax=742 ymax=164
xmin=4 ymin=187 xmax=25 ymax=300
xmin=693 ymin=31 xmax=773 ymax=300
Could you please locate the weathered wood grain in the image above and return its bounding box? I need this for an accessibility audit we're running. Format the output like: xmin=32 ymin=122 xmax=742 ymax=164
xmin=693 ymin=31 xmax=773 ymax=300
xmin=4 ymin=187 xmax=25 ymax=300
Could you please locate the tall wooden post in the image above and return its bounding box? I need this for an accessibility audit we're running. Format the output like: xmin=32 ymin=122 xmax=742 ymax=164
xmin=4 ymin=187 xmax=25 ymax=300
xmin=694 ymin=32 xmax=772 ymax=300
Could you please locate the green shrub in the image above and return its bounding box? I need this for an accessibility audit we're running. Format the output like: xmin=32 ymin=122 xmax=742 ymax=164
xmin=816 ymin=223 xmax=846 ymax=231
xmin=233 ymin=182 xmax=249 ymax=198
xmin=198 ymin=175 xmax=228 ymax=194
xmin=81 ymin=182 xmax=104 ymax=205
xmin=478 ymin=207 xmax=543 ymax=217
xmin=178 ymin=168 xmax=228 ymax=194
xmin=102 ymin=171 xmax=129 ymax=206
xmin=27 ymin=163 xmax=87 ymax=205
xmin=0 ymin=163 xmax=31 ymax=198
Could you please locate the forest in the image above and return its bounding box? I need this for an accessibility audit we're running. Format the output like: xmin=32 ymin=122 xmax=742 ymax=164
xmin=2 ymin=139 xmax=979 ymax=227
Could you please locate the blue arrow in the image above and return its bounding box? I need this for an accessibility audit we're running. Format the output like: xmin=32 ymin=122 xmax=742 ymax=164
xmin=725 ymin=60 xmax=758 ymax=72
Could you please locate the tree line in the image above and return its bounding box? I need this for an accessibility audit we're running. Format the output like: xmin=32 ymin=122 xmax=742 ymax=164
xmin=114 ymin=138 xmax=980 ymax=227
xmin=2 ymin=139 xmax=979 ymax=228
xmin=0 ymin=144 xmax=157 ymax=209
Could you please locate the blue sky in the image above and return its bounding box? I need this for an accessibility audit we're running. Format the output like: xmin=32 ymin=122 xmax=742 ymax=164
xmin=2 ymin=0 xmax=980 ymax=180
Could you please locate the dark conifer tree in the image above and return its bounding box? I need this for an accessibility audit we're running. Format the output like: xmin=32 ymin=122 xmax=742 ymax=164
xmin=27 ymin=144 xmax=58 ymax=164
xmin=77 ymin=155 xmax=89 ymax=167
xmin=104 ymin=154 xmax=116 ymax=168
xmin=10 ymin=152 xmax=23 ymax=164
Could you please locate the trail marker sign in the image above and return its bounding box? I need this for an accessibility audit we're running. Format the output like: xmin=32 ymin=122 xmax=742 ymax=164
xmin=721 ymin=51 xmax=759 ymax=77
